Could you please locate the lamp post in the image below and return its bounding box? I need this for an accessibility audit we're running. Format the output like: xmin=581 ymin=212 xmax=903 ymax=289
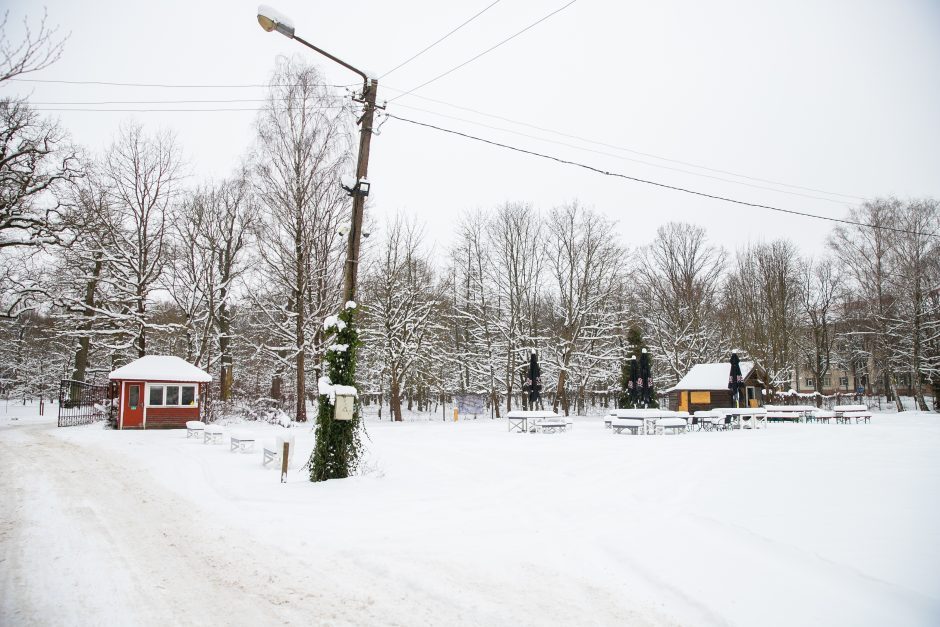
xmin=257 ymin=4 xmax=378 ymax=304
xmin=257 ymin=5 xmax=377 ymax=480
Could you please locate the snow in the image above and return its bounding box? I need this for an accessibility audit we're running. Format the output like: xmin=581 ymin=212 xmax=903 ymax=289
xmin=323 ymin=314 xmax=346 ymax=332
xmin=257 ymin=4 xmax=294 ymax=31
xmin=327 ymin=343 xmax=349 ymax=353
xmin=108 ymin=355 xmax=212 ymax=382
xmin=344 ymin=300 xmax=357 ymax=310
xmin=671 ymin=361 xmax=754 ymax=390
xmin=318 ymin=376 xmax=358 ymax=404
xmin=3 ymin=404 xmax=940 ymax=626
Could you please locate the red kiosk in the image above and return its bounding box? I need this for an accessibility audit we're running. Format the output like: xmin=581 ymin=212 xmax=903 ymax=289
xmin=109 ymin=356 xmax=212 ymax=429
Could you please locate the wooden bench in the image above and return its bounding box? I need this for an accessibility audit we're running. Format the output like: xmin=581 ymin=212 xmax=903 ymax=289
xmin=764 ymin=405 xmax=813 ymax=423
xmin=230 ymin=431 xmax=255 ymax=453
xmin=834 ymin=405 xmax=871 ymax=424
xmin=808 ymin=410 xmax=835 ymax=424
xmin=186 ymin=420 xmax=206 ymax=439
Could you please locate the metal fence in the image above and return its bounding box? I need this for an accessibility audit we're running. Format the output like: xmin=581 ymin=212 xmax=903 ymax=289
xmin=57 ymin=379 xmax=113 ymax=427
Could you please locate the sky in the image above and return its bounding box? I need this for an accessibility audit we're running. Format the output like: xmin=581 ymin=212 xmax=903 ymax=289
xmin=3 ymin=0 xmax=939 ymax=257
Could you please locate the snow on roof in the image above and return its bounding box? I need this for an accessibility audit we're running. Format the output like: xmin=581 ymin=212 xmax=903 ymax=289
xmin=671 ymin=361 xmax=755 ymax=391
xmin=109 ymin=356 xmax=212 ymax=382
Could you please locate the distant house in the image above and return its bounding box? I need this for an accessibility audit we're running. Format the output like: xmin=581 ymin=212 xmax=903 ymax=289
xmin=664 ymin=361 xmax=766 ymax=413
xmin=108 ymin=356 xmax=212 ymax=429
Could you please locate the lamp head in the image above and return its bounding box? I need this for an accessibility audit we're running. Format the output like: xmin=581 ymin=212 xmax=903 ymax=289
xmin=257 ymin=5 xmax=296 ymax=38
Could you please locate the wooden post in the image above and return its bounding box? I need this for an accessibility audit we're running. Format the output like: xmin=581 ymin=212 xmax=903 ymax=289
xmin=280 ymin=442 xmax=289 ymax=483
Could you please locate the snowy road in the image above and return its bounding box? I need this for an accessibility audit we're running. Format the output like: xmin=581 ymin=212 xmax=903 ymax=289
xmin=0 ymin=423 xmax=437 ymax=627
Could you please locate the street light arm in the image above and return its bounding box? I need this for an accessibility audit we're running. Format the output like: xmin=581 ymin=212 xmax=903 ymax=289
xmin=293 ymin=34 xmax=369 ymax=84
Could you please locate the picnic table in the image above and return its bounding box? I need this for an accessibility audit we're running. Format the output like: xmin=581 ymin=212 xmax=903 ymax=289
xmin=607 ymin=409 xmax=687 ymax=435
xmin=506 ymin=410 xmax=568 ymax=433
xmin=710 ymin=407 xmax=767 ymax=429
xmin=764 ymin=405 xmax=815 ymax=423
xmin=833 ymin=404 xmax=872 ymax=424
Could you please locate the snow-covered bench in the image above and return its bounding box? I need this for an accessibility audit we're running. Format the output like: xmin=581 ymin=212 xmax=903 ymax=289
xmin=610 ymin=417 xmax=643 ymax=435
xmin=263 ymin=433 xmax=295 ymax=468
xmin=230 ymin=431 xmax=255 ymax=453
xmin=834 ymin=405 xmax=871 ymax=424
xmin=186 ymin=420 xmax=206 ymax=439
xmin=656 ymin=417 xmax=687 ymax=435
xmin=203 ymin=424 xmax=224 ymax=445
xmin=808 ymin=409 xmax=835 ymax=424
xmin=764 ymin=405 xmax=813 ymax=423
xmin=535 ymin=418 xmax=572 ymax=434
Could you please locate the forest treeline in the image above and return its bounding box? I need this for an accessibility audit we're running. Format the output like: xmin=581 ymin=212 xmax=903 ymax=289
xmin=2 ymin=19 xmax=939 ymax=419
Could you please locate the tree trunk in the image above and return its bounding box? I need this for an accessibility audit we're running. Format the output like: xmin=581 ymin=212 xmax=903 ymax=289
xmin=390 ymin=374 xmax=402 ymax=422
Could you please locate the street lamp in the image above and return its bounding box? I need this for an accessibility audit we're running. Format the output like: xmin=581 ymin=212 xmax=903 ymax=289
xmin=257 ymin=5 xmax=379 ymax=481
xmin=256 ymin=4 xmax=378 ymax=303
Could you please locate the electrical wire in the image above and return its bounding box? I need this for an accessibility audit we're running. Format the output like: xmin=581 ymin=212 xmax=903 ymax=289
xmin=391 ymin=101 xmax=855 ymax=205
xmin=10 ymin=76 xmax=865 ymax=200
xmin=380 ymin=0 xmax=503 ymax=80
xmin=383 ymin=113 xmax=938 ymax=239
xmin=388 ymin=0 xmax=578 ymax=103
xmin=8 ymin=78 xmax=344 ymax=88
xmin=383 ymin=87 xmax=867 ymax=201
xmin=32 ymin=108 xmax=266 ymax=112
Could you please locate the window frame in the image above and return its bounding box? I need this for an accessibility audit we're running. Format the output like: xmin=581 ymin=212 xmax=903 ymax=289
xmin=146 ymin=383 xmax=199 ymax=407
xmin=805 ymin=378 xmax=815 ymax=388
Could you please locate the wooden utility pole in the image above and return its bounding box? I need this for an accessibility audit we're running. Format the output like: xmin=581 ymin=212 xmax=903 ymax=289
xmin=343 ymin=78 xmax=378 ymax=303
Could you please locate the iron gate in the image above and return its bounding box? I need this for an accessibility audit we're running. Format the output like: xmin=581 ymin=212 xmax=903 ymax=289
xmin=58 ymin=379 xmax=113 ymax=427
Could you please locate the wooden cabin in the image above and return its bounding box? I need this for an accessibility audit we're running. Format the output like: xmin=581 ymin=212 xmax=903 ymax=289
xmin=665 ymin=361 xmax=766 ymax=413
xmin=108 ymin=356 xmax=212 ymax=429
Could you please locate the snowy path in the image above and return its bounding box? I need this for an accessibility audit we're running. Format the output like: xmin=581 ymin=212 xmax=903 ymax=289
xmin=0 ymin=423 xmax=427 ymax=626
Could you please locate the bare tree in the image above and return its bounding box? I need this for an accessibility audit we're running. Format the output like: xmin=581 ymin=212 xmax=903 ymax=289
xmin=0 ymin=10 xmax=77 ymax=252
xmin=796 ymin=257 xmax=841 ymax=406
xmin=723 ymin=240 xmax=801 ymax=391
xmin=640 ymin=222 xmax=726 ymax=385
xmin=248 ymin=57 xmax=351 ymax=422
xmin=829 ymin=199 xmax=902 ymax=408
xmin=886 ymin=198 xmax=939 ymax=411
xmin=0 ymin=9 xmax=66 ymax=83
xmin=97 ymin=123 xmax=182 ymax=357
xmin=167 ymin=174 xmax=255 ymax=395
xmin=545 ymin=202 xmax=623 ymax=415
xmin=361 ymin=215 xmax=441 ymax=421
xmin=486 ymin=202 xmax=544 ymax=412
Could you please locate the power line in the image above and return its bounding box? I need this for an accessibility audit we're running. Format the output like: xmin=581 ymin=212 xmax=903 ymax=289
xmin=380 ymin=0 xmax=503 ymax=80
xmin=33 ymin=107 xmax=266 ymax=112
xmin=384 ymin=86 xmax=866 ymax=201
xmin=383 ymin=113 xmax=937 ymax=239
xmin=8 ymin=78 xmax=344 ymax=88
xmin=388 ymin=0 xmax=578 ymax=103
xmin=11 ymin=75 xmax=865 ymax=200
xmin=391 ymin=101 xmax=854 ymax=205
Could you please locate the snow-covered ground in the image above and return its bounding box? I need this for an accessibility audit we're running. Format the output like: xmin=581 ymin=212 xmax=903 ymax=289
xmin=2 ymin=403 xmax=939 ymax=626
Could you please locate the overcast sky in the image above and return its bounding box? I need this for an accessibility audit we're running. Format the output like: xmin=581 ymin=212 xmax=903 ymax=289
xmin=4 ymin=0 xmax=939 ymax=257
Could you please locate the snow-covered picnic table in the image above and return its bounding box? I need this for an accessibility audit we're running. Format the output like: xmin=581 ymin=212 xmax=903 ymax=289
xmin=505 ymin=410 xmax=570 ymax=433
xmin=833 ymin=404 xmax=872 ymax=424
xmin=764 ymin=405 xmax=815 ymax=423
xmin=710 ymin=407 xmax=767 ymax=429
xmin=607 ymin=409 xmax=687 ymax=435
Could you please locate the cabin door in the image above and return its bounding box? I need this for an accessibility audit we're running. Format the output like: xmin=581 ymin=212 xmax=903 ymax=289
xmin=122 ymin=381 xmax=144 ymax=428
xmin=677 ymin=391 xmax=688 ymax=412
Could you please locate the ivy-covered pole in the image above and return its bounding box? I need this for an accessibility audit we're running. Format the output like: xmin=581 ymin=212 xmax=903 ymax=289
xmin=310 ymin=302 xmax=364 ymax=481
xmin=255 ymin=7 xmax=376 ymax=481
